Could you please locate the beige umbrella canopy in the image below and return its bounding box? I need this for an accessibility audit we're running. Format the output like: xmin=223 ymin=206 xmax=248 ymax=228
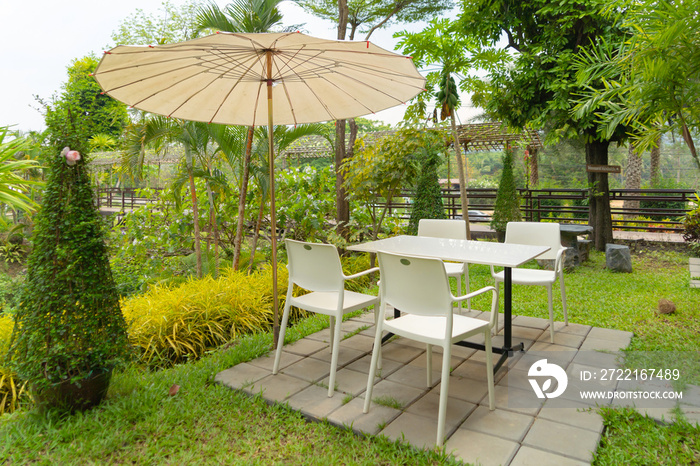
xmin=93 ymin=31 xmax=425 ymax=343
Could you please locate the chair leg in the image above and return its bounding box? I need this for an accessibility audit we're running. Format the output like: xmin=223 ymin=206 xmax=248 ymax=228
xmin=436 ymin=344 xmax=452 ymax=445
xmin=363 ymin=320 xmax=385 ymax=414
xmin=272 ymin=301 xmax=292 ymax=374
xmin=484 ymin=330 xmax=495 ymax=410
xmin=328 ymin=314 xmax=343 ymax=397
xmin=373 ymin=304 xmax=382 ymax=372
xmin=547 ymin=285 xmax=555 ymax=343
xmin=492 ymin=279 xmax=501 ymax=336
xmin=560 ymin=277 xmax=568 ymax=326
xmin=464 ymin=265 xmax=471 ymax=312
xmin=456 ymin=275 xmax=462 ymax=314
xmin=426 ymin=344 xmax=433 ymax=387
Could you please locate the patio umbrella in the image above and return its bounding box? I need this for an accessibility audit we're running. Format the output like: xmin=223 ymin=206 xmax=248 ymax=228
xmin=93 ymin=31 xmax=426 ymax=344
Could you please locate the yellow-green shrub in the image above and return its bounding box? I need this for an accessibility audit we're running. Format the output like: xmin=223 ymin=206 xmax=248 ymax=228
xmin=122 ymin=264 xmax=293 ymax=368
xmin=0 ymin=314 xmax=30 ymax=414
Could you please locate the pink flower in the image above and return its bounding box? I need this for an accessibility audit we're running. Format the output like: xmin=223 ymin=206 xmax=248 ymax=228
xmin=61 ymin=147 xmax=81 ymax=166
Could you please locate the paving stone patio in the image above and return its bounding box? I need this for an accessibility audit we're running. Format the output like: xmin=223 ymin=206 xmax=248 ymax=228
xmin=216 ymin=308 xmax=698 ymax=465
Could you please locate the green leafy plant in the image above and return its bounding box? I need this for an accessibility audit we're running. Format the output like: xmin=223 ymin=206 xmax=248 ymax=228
xmin=7 ymin=145 xmax=129 ymax=404
xmin=122 ymin=264 xmax=289 ymax=368
xmin=407 ymin=136 xmax=447 ymax=235
xmin=682 ymin=193 xmax=700 ymax=257
xmin=0 ymin=242 xmax=23 ymax=264
xmin=0 ymin=314 xmax=31 ymax=415
xmin=490 ymin=147 xmax=522 ymax=233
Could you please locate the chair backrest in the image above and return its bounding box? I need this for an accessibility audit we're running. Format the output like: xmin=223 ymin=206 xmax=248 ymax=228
xmin=504 ymin=222 xmax=562 ymax=261
xmin=285 ymin=239 xmax=343 ymax=292
xmin=377 ymin=251 xmax=453 ymax=316
xmin=417 ymin=219 xmax=467 ymax=240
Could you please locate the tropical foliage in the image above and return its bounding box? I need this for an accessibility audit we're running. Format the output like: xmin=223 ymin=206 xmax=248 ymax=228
xmin=573 ymin=0 xmax=700 ymax=167
xmin=0 ymin=127 xmax=41 ymax=215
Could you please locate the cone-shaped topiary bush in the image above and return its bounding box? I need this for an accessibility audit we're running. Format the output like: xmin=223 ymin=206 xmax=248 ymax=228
xmin=490 ymin=147 xmax=522 ymax=234
xmin=408 ymin=144 xmax=446 ymax=235
xmin=8 ymin=145 xmax=129 ymax=406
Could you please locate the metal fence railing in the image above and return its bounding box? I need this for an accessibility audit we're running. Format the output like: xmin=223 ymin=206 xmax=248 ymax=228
xmin=373 ymin=187 xmax=697 ymax=233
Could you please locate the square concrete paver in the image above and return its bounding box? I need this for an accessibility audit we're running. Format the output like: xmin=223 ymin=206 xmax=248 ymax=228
xmin=522 ymin=418 xmax=602 ymax=463
xmin=538 ymin=398 xmax=604 ymax=433
xmin=446 ymin=429 xmax=520 ymax=466
xmin=286 ymin=384 xmax=346 ymax=419
xmin=321 ymin=367 xmax=370 ymax=396
xmin=215 ymin=362 xmax=269 ymax=389
xmin=387 ymin=364 xmax=440 ymax=389
xmin=245 ymin=373 xmax=310 ymax=402
xmin=248 ymin=351 xmax=303 ymax=372
xmin=460 ymin=405 xmax=534 ymax=442
xmin=405 ymin=390 xmax=476 ymax=431
xmin=364 ymin=378 xmax=426 ymax=409
xmin=512 ymin=315 xmax=550 ymax=330
xmin=280 ymin=356 xmax=331 ymax=382
xmin=328 ymin=397 xmax=400 ymax=435
xmin=511 ymin=446 xmax=590 ymax=466
xmin=283 ymin=338 xmax=328 ymax=356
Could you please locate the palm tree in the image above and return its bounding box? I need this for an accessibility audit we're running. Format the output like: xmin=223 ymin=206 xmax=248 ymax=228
xmin=195 ymin=0 xmax=288 ymax=270
xmin=122 ymin=116 xmax=243 ymax=278
xmin=0 ymin=127 xmax=42 ymax=217
xmin=243 ymin=123 xmax=327 ymax=271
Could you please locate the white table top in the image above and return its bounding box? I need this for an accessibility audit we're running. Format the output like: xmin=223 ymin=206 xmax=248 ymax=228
xmin=348 ymin=235 xmax=549 ymax=268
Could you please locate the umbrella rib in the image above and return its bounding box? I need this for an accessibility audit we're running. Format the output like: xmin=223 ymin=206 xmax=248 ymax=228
xmin=208 ymin=42 xmax=270 ymax=125
xmin=273 ymin=50 xmax=423 ymax=119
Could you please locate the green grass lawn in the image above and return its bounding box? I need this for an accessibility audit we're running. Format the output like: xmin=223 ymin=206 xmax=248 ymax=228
xmin=1 ymin=248 xmax=698 ymax=464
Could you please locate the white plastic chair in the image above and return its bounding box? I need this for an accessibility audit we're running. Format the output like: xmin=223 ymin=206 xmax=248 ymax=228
xmin=364 ymin=251 xmax=497 ymax=446
xmin=273 ymin=239 xmax=379 ymax=397
xmin=490 ymin=222 xmax=568 ymax=343
xmin=417 ymin=219 xmax=470 ymax=313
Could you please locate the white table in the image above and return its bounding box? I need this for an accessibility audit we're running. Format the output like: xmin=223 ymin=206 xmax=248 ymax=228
xmin=348 ymin=235 xmax=550 ymax=371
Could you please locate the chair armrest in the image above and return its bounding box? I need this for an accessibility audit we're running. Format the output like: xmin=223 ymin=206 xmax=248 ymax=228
xmin=554 ymin=247 xmax=568 ymax=273
xmin=344 ymin=267 xmax=380 ymax=281
xmin=454 ymin=285 xmax=499 ymax=328
xmin=453 ymin=285 xmax=497 ymax=302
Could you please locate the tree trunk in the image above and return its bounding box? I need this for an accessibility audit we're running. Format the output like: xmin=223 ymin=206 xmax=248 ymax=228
xmin=650 ymin=135 xmax=661 ymax=186
xmin=335 ymin=121 xmax=350 ymax=241
xmin=248 ymin=194 xmax=266 ymax=275
xmin=623 ymin=143 xmax=642 ymax=220
xmin=334 ymin=5 xmax=350 ymax=242
xmin=233 ymin=126 xmax=254 ymax=270
xmin=450 ymin=108 xmax=471 ymax=239
xmin=529 ymin=146 xmax=539 ymax=187
xmin=585 ymin=139 xmax=613 ymax=251
xmin=187 ymin=169 xmax=203 ymax=278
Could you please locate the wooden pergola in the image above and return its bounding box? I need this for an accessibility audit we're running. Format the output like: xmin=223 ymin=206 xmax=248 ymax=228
xmin=454 ymin=122 xmax=543 ymax=153
xmin=280 ymin=122 xmax=543 ymax=160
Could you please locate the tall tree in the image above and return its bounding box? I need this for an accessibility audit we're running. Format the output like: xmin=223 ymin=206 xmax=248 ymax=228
xmin=110 ymin=0 xmax=203 ymax=45
xmin=459 ymin=0 xmax=629 ymax=249
xmin=39 ymin=56 xmax=129 ymax=151
xmin=573 ymin=0 xmax=700 ymax=168
xmin=395 ymin=18 xmax=498 ymax=239
xmin=299 ymin=0 xmax=452 ymax=240
xmin=195 ymin=0 xmax=287 ymax=270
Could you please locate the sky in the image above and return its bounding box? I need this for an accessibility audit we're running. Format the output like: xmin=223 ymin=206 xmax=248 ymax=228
xmin=0 ymin=0 xmax=477 ymax=134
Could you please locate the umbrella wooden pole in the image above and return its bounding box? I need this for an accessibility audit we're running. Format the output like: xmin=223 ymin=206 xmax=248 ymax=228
xmin=266 ymin=51 xmax=280 ymax=349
